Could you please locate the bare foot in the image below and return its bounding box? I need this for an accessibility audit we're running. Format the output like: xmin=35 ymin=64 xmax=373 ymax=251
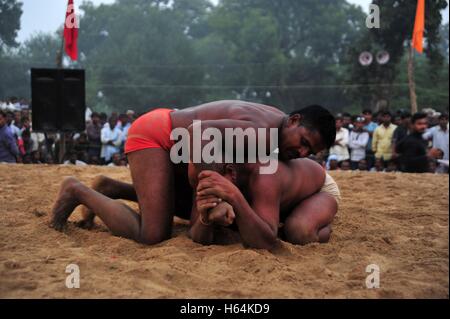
xmin=50 ymin=177 xmax=83 ymax=231
xmin=75 ymin=215 xmax=95 ymax=230
xmin=77 ymin=175 xmax=109 ymax=229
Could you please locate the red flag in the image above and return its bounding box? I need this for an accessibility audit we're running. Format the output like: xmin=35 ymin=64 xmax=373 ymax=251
xmin=412 ymin=0 xmax=425 ymax=54
xmin=64 ymin=0 xmax=78 ymax=61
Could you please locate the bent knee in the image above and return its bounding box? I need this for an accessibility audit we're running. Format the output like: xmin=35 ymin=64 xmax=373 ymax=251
xmin=137 ymin=230 xmax=171 ymax=245
xmin=284 ymin=219 xmax=318 ymax=245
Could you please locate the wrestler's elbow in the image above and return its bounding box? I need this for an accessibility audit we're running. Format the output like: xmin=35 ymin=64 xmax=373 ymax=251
xmin=188 ymin=228 xmax=214 ymax=246
xmin=242 ymin=232 xmax=278 ymax=250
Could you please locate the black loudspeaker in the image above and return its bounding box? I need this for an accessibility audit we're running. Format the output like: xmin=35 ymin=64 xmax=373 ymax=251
xmin=31 ymin=68 xmax=86 ymax=132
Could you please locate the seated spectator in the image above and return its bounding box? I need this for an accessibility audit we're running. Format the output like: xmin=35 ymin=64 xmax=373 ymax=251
xmin=64 ymin=151 xmax=87 ymax=166
xmin=326 ymin=154 xmax=340 ymax=171
xmin=44 ymin=154 xmax=55 ymax=164
xmin=385 ymin=161 xmax=398 ymax=173
xmin=119 ymin=155 xmax=128 ymax=167
xmin=357 ymin=159 xmax=368 ymax=171
xmin=340 ymin=160 xmax=351 ymax=171
xmin=370 ymin=158 xmax=385 ymax=172
xmin=107 ymin=152 xmax=123 ymax=167
xmin=22 ymin=154 xmax=32 ymax=164
xmin=31 ymin=150 xmax=42 ymax=164
xmin=88 ymin=155 xmax=101 ymax=165
xmin=428 ymin=159 xmax=438 ymax=174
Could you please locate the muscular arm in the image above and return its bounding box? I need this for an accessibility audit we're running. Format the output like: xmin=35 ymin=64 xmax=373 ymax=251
xmin=188 ymin=195 xmax=216 ymax=245
xmin=197 ymin=171 xmax=280 ymax=250
xmin=230 ymin=175 xmax=280 ymax=249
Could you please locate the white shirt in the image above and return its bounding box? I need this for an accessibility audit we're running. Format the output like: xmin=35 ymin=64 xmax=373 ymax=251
xmin=423 ymin=125 xmax=449 ymax=160
xmin=348 ymin=131 xmax=369 ymax=162
xmin=64 ymin=160 xmax=87 ymax=166
xmin=101 ymin=124 xmax=122 ymax=162
xmin=329 ymin=128 xmax=350 ymax=162
xmin=8 ymin=123 xmax=21 ymax=139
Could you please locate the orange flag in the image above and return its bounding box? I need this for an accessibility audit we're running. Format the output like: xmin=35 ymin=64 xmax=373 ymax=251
xmin=412 ymin=0 xmax=425 ymax=54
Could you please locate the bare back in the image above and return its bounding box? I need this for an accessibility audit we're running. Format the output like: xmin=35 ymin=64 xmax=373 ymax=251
xmin=245 ymin=158 xmax=326 ymax=220
xmin=170 ymin=100 xmax=286 ymax=130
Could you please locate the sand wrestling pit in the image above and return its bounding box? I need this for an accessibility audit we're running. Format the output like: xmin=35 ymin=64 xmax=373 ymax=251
xmin=0 ymin=164 xmax=448 ymax=298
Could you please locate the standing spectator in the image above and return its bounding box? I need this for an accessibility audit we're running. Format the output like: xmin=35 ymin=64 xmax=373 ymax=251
xmin=86 ymin=112 xmax=102 ymax=158
xmin=329 ymin=115 xmax=349 ymax=163
xmin=348 ymin=116 xmax=369 ymax=170
xmin=19 ymin=129 xmax=34 ymax=157
xmin=101 ymin=116 xmax=122 ymax=164
xmin=342 ymin=112 xmax=353 ymax=131
xmin=423 ymin=113 xmax=449 ymax=162
xmin=126 ymin=110 xmax=136 ymax=123
xmin=392 ymin=112 xmax=411 ymax=149
xmin=118 ymin=113 xmax=131 ymax=149
xmin=362 ymin=109 xmax=378 ymax=170
xmin=396 ymin=113 xmax=440 ymax=173
xmin=73 ymin=132 xmax=90 ymax=158
xmin=5 ymin=111 xmax=20 ymax=139
xmin=0 ymin=110 xmax=19 ymax=163
xmin=372 ymin=111 xmax=397 ymax=166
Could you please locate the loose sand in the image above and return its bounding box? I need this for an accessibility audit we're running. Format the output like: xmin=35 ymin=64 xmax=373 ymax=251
xmin=0 ymin=164 xmax=448 ymax=298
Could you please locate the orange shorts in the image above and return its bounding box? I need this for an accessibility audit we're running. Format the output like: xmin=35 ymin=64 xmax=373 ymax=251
xmin=125 ymin=108 xmax=175 ymax=154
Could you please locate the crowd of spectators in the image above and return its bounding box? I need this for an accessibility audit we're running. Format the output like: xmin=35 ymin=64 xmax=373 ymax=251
xmin=0 ymin=98 xmax=137 ymax=167
xmin=1 ymin=98 xmax=448 ymax=174
xmin=313 ymin=109 xmax=449 ymax=174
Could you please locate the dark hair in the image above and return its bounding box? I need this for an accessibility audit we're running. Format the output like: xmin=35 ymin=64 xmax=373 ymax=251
xmin=290 ymin=105 xmax=336 ymax=149
xmin=381 ymin=111 xmax=392 ymax=117
xmin=0 ymin=110 xmax=6 ymax=118
xmin=362 ymin=109 xmax=372 ymax=115
xmin=439 ymin=113 xmax=449 ymax=120
xmin=411 ymin=112 xmax=427 ymax=124
xmin=400 ymin=111 xmax=411 ymax=120
xmin=91 ymin=112 xmax=100 ymax=119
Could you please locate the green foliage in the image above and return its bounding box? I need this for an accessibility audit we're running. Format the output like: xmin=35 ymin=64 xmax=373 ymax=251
xmin=0 ymin=0 xmax=448 ymax=115
xmin=349 ymin=0 xmax=448 ymax=111
xmin=0 ymin=0 xmax=23 ymax=49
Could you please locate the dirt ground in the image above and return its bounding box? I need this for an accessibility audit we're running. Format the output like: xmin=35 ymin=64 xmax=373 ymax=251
xmin=0 ymin=164 xmax=448 ymax=298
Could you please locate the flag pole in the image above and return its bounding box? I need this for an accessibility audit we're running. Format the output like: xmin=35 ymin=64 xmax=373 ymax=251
xmin=57 ymin=2 xmax=68 ymax=163
xmin=407 ymin=43 xmax=418 ymax=114
xmin=409 ymin=0 xmax=425 ymax=115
